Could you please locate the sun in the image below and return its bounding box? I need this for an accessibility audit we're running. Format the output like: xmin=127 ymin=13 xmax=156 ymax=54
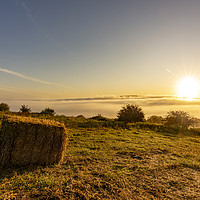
xmin=177 ymin=76 xmax=200 ymax=100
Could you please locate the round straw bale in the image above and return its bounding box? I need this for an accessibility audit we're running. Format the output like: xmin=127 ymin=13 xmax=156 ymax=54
xmin=0 ymin=115 xmax=68 ymax=167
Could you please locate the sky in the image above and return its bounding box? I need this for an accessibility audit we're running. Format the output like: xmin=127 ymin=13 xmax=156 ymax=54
xmin=1 ymin=0 xmax=200 ymax=116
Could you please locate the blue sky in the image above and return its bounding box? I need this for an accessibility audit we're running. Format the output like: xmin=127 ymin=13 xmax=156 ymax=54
xmin=1 ymin=0 xmax=200 ymax=100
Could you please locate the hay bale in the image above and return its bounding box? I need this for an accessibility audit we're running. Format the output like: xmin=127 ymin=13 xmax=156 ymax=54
xmin=0 ymin=115 xmax=67 ymax=167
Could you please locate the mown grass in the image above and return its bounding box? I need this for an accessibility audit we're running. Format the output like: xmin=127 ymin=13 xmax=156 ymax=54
xmin=0 ymin=126 xmax=200 ymax=199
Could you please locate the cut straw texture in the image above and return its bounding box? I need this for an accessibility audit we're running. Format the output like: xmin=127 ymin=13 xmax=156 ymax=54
xmin=0 ymin=115 xmax=67 ymax=167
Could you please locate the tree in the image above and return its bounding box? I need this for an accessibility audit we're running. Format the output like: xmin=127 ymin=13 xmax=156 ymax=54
xmin=165 ymin=110 xmax=194 ymax=129
xmin=19 ymin=105 xmax=31 ymax=114
xmin=41 ymin=107 xmax=55 ymax=116
xmin=0 ymin=103 xmax=10 ymax=112
xmin=117 ymin=104 xmax=145 ymax=123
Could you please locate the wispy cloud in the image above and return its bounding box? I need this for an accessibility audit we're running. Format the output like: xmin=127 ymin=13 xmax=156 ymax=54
xmin=21 ymin=0 xmax=35 ymax=24
xmin=0 ymin=67 xmax=64 ymax=87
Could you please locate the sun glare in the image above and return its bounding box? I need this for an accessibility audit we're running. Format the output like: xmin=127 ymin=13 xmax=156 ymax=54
xmin=177 ymin=76 xmax=200 ymax=100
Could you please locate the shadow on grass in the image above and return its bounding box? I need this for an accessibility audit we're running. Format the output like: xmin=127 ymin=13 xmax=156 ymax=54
xmin=0 ymin=164 xmax=51 ymax=181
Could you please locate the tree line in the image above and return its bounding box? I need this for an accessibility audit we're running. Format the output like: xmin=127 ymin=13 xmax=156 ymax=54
xmin=117 ymin=104 xmax=198 ymax=129
xmin=0 ymin=103 xmax=198 ymax=129
xmin=0 ymin=103 xmax=55 ymax=116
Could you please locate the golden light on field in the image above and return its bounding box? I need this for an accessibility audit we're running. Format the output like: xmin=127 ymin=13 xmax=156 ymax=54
xmin=177 ymin=76 xmax=200 ymax=100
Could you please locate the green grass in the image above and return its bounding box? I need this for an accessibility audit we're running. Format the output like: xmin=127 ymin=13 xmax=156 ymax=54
xmin=0 ymin=127 xmax=200 ymax=199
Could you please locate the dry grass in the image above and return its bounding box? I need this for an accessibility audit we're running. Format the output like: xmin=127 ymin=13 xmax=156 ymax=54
xmin=0 ymin=127 xmax=200 ymax=199
xmin=0 ymin=115 xmax=67 ymax=166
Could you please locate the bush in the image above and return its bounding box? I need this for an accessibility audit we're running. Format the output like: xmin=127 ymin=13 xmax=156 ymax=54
xmin=165 ymin=110 xmax=195 ymax=129
xmin=76 ymin=115 xmax=85 ymax=119
xmin=0 ymin=103 xmax=10 ymax=112
xmin=19 ymin=105 xmax=31 ymax=114
xmin=132 ymin=122 xmax=179 ymax=134
xmin=90 ymin=114 xmax=108 ymax=121
xmin=41 ymin=107 xmax=56 ymax=116
xmin=147 ymin=115 xmax=164 ymax=124
xmin=117 ymin=104 xmax=145 ymax=123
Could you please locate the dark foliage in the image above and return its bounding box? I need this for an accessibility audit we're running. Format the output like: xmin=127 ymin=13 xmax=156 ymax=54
xmin=41 ymin=108 xmax=55 ymax=116
xmin=117 ymin=104 xmax=145 ymax=123
xmin=76 ymin=115 xmax=85 ymax=119
xmin=19 ymin=105 xmax=31 ymax=114
xmin=0 ymin=103 xmax=9 ymax=112
xmin=147 ymin=115 xmax=164 ymax=124
xmin=90 ymin=114 xmax=108 ymax=121
xmin=165 ymin=110 xmax=195 ymax=129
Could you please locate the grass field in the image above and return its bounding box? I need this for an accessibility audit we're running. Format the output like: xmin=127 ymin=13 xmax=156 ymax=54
xmin=0 ymin=125 xmax=200 ymax=199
